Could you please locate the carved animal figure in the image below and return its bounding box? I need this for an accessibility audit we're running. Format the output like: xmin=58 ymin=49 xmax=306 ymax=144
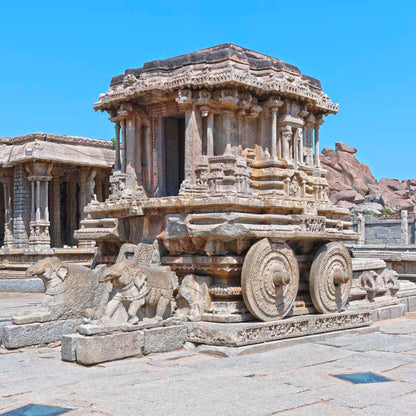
xmin=358 ymin=270 xmax=379 ymax=300
xmin=175 ymin=274 xmax=212 ymax=321
xmin=12 ymin=257 xmax=107 ymax=324
xmin=380 ymin=268 xmax=400 ymax=296
xmin=99 ymin=260 xmax=177 ymax=324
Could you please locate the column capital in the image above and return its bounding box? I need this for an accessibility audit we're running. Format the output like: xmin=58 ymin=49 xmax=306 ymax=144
xmin=265 ymin=97 xmax=284 ymax=109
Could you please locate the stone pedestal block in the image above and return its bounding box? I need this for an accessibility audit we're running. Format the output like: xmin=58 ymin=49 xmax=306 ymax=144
xmin=401 ymin=295 xmax=416 ymax=312
xmin=62 ymin=324 xmax=188 ymax=365
xmin=74 ymin=331 xmax=145 ymax=365
xmin=371 ymin=304 xmax=406 ymax=321
xmin=1 ymin=319 xmax=81 ymax=349
xmin=144 ymin=325 xmax=188 ymax=354
xmin=186 ymin=310 xmax=371 ymax=347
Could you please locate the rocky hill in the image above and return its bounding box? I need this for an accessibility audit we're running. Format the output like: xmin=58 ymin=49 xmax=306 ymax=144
xmin=320 ymin=142 xmax=416 ymax=215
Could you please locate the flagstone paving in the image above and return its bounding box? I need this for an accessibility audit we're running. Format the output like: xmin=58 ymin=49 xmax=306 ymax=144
xmin=0 ymin=299 xmax=415 ymax=415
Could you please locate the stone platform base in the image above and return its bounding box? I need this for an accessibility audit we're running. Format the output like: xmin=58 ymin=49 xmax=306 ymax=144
xmin=186 ymin=310 xmax=371 ymax=347
xmin=399 ymin=295 xmax=416 ymax=313
xmin=371 ymin=303 xmax=406 ymax=321
xmin=62 ymin=325 xmax=188 ymax=365
xmin=195 ymin=325 xmax=379 ymax=357
xmin=1 ymin=319 xmax=81 ymax=349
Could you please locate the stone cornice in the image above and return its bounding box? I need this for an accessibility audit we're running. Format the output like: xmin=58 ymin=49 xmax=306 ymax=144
xmin=0 ymin=132 xmax=114 ymax=149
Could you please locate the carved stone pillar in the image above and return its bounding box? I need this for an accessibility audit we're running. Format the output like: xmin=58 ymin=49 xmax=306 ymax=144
xmin=297 ymin=127 xmax=304 ymax=164
xmin=401 ymin=210 xmax=409 ymax=244
xmin=207 ymin=112 xmax=214 ymax=156
xmin=114 ymin=122 xmax=121 ymax=171
xmin=222 ymin=110 xmax=233 ymax=151
xmin=52 ymin=176 xmax=62 ymax=247
xmin=68 ymin=178 xmax=78 ymax=246
xmin=13 ymin=164 xmax=30 ymax=249
xmin=144 ymin=124 xmax=152 ymax=191
xmin=266 ymin=98 xmax=283 ymax=160
xmin=280 ymin=126 xmax=292 ymax=162
xmin=314 ymin=116 xmax=323 ymax=168
xmin=1 ymin=175 xmax=14 ymax=249
xmin=79 ymin=168 xmax=96 ymax=220
xmin=26 ymin=162 xmax=53 ymax=251
xmin=357 ymin=213 xmax=365 ymax=245
xmin=184 ymin=105 xmax=195 ymax=182
xmin=271 ymin=108 xmax=278 ymax=159
xmin=121 ymin=119 xmax=127 ymax=173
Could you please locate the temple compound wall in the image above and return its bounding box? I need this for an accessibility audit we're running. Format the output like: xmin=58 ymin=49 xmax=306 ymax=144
xmin=0 ymin=133 xmax=114 ymax=289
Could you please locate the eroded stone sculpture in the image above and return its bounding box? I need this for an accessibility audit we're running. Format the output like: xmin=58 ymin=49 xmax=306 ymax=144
xmin=12 ymin=257 xmax=107 ymax=324
xmin=99 ymin=260 xmax=177 ymax=324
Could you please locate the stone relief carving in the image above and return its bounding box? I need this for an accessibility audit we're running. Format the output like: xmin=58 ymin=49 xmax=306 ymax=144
xmin=304 ymin=218 xmax=325 ymax=233
xmin=175 ymin=274 xmax=212 ymax=321
xmin=99 ymin=260 xmax=178 ymax=324
xmin=358 ymin=268 xmax=400 ymax=301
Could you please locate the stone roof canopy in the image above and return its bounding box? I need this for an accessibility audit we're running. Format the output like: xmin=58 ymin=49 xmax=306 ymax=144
xmin=0 ymin=132 xmax=115 ymax=168
xmin=95 ymin=43 xmax=337 ymax=114
xmin=111 ymin=43 xmax=322 ymax=90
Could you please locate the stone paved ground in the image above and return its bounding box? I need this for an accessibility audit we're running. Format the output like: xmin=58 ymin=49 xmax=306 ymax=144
xmin=0 ymin=294 xmax=415 ymax=415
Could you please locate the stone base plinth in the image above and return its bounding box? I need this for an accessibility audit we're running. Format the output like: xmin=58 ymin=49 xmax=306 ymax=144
xmin=186 ymin=310 xmax=371 ymax=347
xmin=399 ymin=296 xmax=416 ymax=312
xmin=62 ymin=324 xmax=188 ymax=365
xmin=1 ymin=319 xmax=81 ymax=349
xmin=371 ymin=304 xmax=406 ymax=321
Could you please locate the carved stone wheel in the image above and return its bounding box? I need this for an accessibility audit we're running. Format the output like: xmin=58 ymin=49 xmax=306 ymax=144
xmin=241 ymin=238 xmax=299 ymax=321
xmin=309 ymin=242 xmax=352 ymax=314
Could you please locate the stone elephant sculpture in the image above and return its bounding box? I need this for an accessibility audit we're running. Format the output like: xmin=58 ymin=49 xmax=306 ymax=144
xmin=380 ymin=268 xmax=400 ymax=296
xmin=358 ymin=270 xmax=379 ymax=301
xmin=12 ymin=257 xmax=107 ymax=324
xmin=99 ymin=259 xmax=178 ymax=324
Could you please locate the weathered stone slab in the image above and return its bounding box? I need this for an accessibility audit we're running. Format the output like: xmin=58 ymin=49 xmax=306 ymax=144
xmin=371 ymin=304 xmax=406 ymax=321
xmin=0 ymin=278 xmax=44 ymax=293
xmin=63 ymin=324 xmax=188 ymax=364
xmin=144 ymin=325 xmax=188 ymax=354
xmin=1 ymin=319 xmax=81 ymax=349
xmin=77 ymin=320 xmax=161 ymax=336
xmin=74 ymin=331 xmax=144 ymax=365
xmin=186 ymin=310 xmax=371 ymax=347
xmin=407 ymin=296 xmax=416 ymax=312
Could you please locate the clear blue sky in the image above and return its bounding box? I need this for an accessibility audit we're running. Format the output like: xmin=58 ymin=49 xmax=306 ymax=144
xmin=1 ymin=1 xmax=414 ymax=180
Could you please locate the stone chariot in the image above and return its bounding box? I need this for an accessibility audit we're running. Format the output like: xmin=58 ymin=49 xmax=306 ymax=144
xmin=76 ymin=44 xmax=358 ymax=325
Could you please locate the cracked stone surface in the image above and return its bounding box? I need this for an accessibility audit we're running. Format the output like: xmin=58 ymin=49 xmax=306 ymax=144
xmin=0 ymin=313 xmax=415 ymax=415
